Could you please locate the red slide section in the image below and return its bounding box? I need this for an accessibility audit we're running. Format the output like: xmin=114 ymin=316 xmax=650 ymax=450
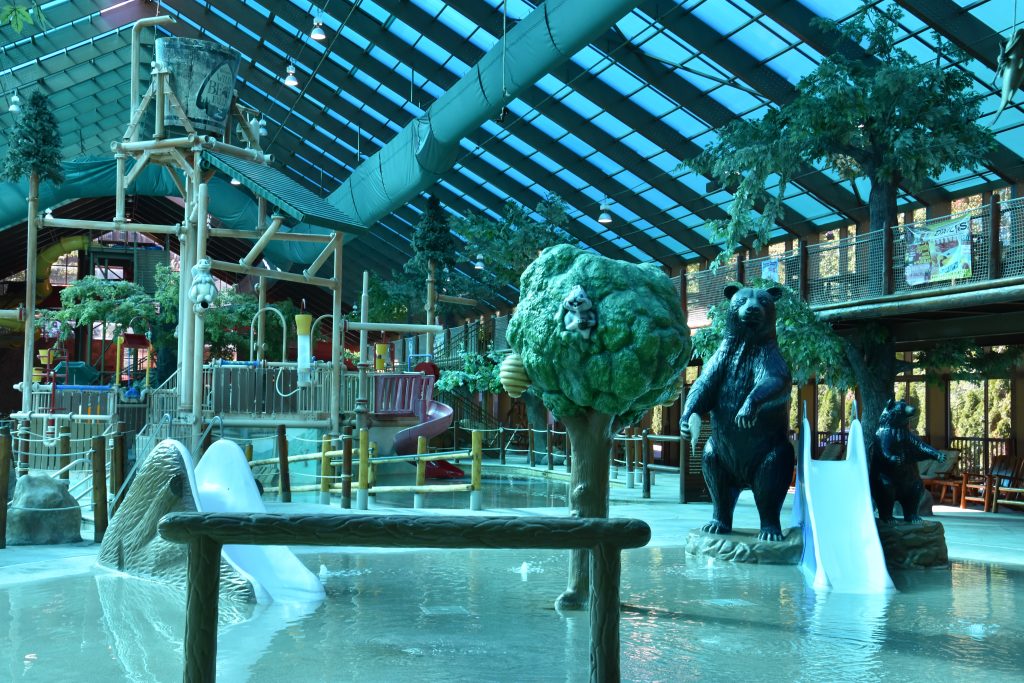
xmin=392 ymin=400 xmax=462 ymax=479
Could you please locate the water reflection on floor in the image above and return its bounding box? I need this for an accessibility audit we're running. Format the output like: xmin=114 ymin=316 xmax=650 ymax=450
xmin=2 ymin=546 xmax=1022 ymax=682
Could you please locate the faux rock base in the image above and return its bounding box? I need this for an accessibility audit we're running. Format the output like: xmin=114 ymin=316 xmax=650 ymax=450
xmin=98 ymin=440 xmax=254 ymax=601
xmin=875 ymin=519 xmax=949 ymax=569
xmin=5 ymin=473 xmax=82 ymax=545
xmin=685 ymin=527 xmax=802 ymax=564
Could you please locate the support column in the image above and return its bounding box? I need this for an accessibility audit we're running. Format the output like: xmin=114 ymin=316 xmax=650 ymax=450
xmin=331 ymin=237 xmax=344 ymax=434
xmin=256 ymin=276 xmax=267 ymax=361
xmin=425 ymin=260 xmax=436 ymax=355
xmin=20 ymin=173 xmax=39 ymax=413
xmin=178 ymin=177 xmax=196 ymax=409
xmin=355 ymin=271 xmax=371 ymax=432
xmin=191 ymin=182 xmax=210 ymax=446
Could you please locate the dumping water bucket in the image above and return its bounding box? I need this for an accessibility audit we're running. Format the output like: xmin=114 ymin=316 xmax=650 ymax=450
xmin=155 ymin=37 xmax=241 ymax=137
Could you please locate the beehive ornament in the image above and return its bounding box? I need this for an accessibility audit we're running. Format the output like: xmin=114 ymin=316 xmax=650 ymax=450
xmin=499 ymin=353 xmax=531 ymax=398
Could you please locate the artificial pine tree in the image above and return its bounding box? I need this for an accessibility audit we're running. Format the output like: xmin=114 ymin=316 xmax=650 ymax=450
xmin=2 ymin=90 xmax=63 ymax=184
xmin=408 ymin=194 xmax=454 ymax=274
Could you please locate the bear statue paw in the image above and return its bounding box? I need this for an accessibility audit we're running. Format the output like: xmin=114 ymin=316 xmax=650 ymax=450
xmin=757 ymin=527 xmax=784 ymax=542
xmin=701 ymin=520 xmax=731 ymax=535
xmin=902 ymin=515 xmax=924 ymax=524
xmin=555 ymin=589 xmax=586 ymax=611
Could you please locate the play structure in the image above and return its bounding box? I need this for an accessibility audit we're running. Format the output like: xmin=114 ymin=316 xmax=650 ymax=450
xmin=795 ymin=404 xmax=894 ymax=594
xmin=1 ymin=17 xmax=465 ymax=509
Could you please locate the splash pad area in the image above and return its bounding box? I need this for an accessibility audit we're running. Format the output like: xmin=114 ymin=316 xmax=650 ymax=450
xmin=2 ymin=469 xmax=1024 ymax=683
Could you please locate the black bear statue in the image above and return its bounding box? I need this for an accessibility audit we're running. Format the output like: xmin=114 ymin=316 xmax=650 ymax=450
xmin=869 ymin=398 xmax=946 ymax=523
xmin=680 ymin=284 xmax=794 ymax=541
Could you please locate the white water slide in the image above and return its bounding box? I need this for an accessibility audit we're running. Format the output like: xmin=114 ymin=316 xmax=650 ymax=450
xmin=172 ymin=439 xmax=326 ymax=604
xmin=796 ymin=410 xmax=894 ymax=593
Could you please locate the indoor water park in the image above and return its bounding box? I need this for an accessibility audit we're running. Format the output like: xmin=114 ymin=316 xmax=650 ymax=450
xmin=2 ymin=1 xmax=1024 ymax=681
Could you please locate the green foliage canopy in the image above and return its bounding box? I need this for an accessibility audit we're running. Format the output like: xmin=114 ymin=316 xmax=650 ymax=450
xmin=507 ymin=244 xmax=690 ymax=426
xmin=2 ymin=90 xmax=64 ymax=184
xmin=453 ymin=194 xmax=578 ymax=292
xmin=434 ymin=348 xmax=504 ymax=395
xmin=686 ymin=2 xmax=993 ymax=262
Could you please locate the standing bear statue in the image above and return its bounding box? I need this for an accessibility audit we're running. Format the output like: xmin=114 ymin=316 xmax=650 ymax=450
xmin=679 ymin=284 xmax=794 ymax=541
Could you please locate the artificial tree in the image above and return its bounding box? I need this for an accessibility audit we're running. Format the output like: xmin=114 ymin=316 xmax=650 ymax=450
xmin=3 ymin=90 xmax=63 ymax=411
xmin=687 ymin=2 xmax=994 ymax=445
xmin=507 ymin=245 xmax=689 ymax=609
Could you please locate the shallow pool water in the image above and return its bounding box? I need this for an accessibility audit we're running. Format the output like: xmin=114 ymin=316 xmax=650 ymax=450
xmin=2 ymin=547 xmax=1022 ymax=682
xmin=284 ymin=473 xmax=571 ymax=510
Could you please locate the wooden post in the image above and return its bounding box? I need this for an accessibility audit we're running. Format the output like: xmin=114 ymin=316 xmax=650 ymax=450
xmin=626 ymin=428 xmax=635 ymax=489
xmin=91 ymin=434 xmax=108 ymax=543
xmin=58 ymin=426 xmax=71 ymax=481
xmin=244 ymin=442 xmax=253 ymax=463
xmin=0 ymin=427 xmax=11 ymax=549
xmin=183 ymin=536 xmax=223 ymax=683
xmin=498 ymin=425 xmax=506 ymax=465
xmin=990 ymin=193 xmax=1003 ymax=280
xmin=735 ymin=252 xmax=746 ymax=285
xmin=590 ymin=542 xmax=623 ymax=683
xmin=414 ymin=435 xmax=427 ymax=509
xmin=528 ymin=427 xmax=535 ymax=467
xmin=342 ymin=426 xmax=353 ymax=509
xmin=470 ymin=430 xmax=482 ymax=511
xmin=546 ymin=424 xmax=553 ymax=471
xmin=319 ymin=434 xmax=332 ymax=505
xmin=642 ymin=429 xmax=652 ymax=499
xmin=276 ymin=424 xmax=291 ymax=503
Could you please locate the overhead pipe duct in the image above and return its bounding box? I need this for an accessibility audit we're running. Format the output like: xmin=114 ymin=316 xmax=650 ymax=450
xmin=328 ymin=0 xmax=640 ymax=227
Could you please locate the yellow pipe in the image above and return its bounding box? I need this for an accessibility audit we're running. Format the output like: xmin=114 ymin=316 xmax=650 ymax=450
xmin=358 ymin=429 xmax=369 ymax=490
xmin=114 ymin=336 xmax=124 ymax=386
xmin=320 ymin=434 xmax=332 ymax=502
xmin=416 ymin=436 xmax=427 ymax=487
xmin=35 ymin=235 xmax=91 ymax=302
xmin=471 ymin=430 xmax=482 ymax=493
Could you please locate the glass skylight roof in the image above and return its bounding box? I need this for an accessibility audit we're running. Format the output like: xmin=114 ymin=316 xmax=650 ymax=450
xmin=1 ymin=0 xmax=1018 ymax=300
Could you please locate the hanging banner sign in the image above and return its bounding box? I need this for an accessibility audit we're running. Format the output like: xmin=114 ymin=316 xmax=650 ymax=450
xmin=760 ymin=258 xmax=780 ymax=283
xmin=904 ymin=215 xmax=973 ymax=286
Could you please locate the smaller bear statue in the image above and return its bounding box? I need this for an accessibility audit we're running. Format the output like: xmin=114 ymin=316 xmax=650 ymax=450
xmin=869 ymin=398 xmax=946 ymax=524
xmin=556 ymin=284 xmax=597 ymax=340
xmin=679 ymin=284 xmax=793 ymax=541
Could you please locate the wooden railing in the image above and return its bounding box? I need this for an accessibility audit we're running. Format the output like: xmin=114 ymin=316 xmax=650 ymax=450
xmin=158 ymin=512 xmax=650 ymax=683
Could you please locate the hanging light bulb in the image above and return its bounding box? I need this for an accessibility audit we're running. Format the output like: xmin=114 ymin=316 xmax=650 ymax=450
xmin=8 ymin=91 xmax=20 ymax=114
xmin=311 ymin=16 xmax=326 ymax=41
xmin=598 ymin=201 xmax=612 ymax=224
xmin=258 ymin=118 xmax=268 ymax=137
xmin=284 ymin=63 xmax=299 ymax=87
xmin=230 ymin=177 xmax=241 ymax=186
xmin=474 ymin=253 xmax=484 ymax=270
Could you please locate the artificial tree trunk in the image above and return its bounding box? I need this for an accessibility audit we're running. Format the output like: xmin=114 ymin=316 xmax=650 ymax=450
xmin=845 ymin=324 xmax=897 ymax=455
xmin=555 ymin=409 xmax=615 ymax=610
xmin=522 ymin=389 xmax=549 ymax=457
xmin=867 ymin=176 xmax=899 ymax=234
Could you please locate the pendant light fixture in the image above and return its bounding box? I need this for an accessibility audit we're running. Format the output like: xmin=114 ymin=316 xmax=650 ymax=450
xmin=598 ymin=200 xmax=612 ymax=224
xmin=8 ymin=91 xmax=20 ymax=114
xmin=284 ymin=62 xmax=299 ymax=88
xmin=311 ymin=13 xmax=326 ymax=41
